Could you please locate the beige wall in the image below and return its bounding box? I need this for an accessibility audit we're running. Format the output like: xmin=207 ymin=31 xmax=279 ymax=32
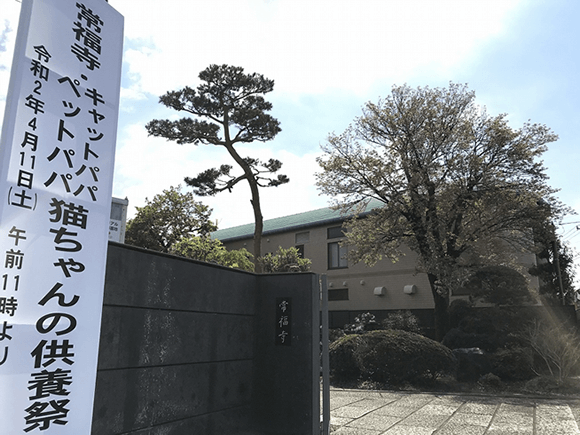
xmin=222 ymin=224 xmax=435 ymax=311
xmin=222 ymin=222 xmax=541 ymax=313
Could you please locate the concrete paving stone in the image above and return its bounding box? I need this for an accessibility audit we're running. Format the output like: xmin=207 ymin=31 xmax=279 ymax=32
xmin=457 ymin=402 xmax=499 ymax=415
xmin=496 ymin=403 xmax=535 ymax=415
xmin=428 ymin=395 xmax=464 ymax=405
xmin=347 ymin=413 xmax=401 ymax=431
xmin=536 ymin=416 xmax=580 ymax=435
xmin=331 ymin=415 xmax=355 ymax=426
xmin=446 ymin=412 xmax=493 ymax=426
xmin=434 ymin=423 xmax=487 ymax=435
xmin=393 ymin=394 xmax=434 ymax=407
xmin=347 ymin=403 xmax=392 ymax=415
xmin=356 ymin=391 xmax=402 ymax=400
xmin=373 ymin=405 xmax=418 ymax=418
xmin=380 ymin=425 xmax=435 ymax=435
xmin=349 ymin=398 xmax=399 ymax=409
xmin=398 ymin=413 xmax=449 ymax=428
xmin=332 ymin=427 xmax=383 ymax=435
xmin=569 ymin=404 xmax=580 ymax=427
xmin=488 ymin=421 xmax=533 ymax=434
xmin=332 ymin=406 xmax=375 ymax=419
xmin=331 ymin=397 xmax=366 ymax=410
xmin=489 ymin=413 xmax=533 ymax=430
xmin=536 ymin=403 xmax=576 ymax=419
xmin=414 ymin=403 xmax=462 ymax=416
xmin=486 ymin=430 xmax=533 ymax=435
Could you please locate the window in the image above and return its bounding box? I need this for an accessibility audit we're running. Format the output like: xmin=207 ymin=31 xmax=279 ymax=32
xmin=295 ymin=231 xmax=310 ymax=244
xmin=328 ymin=288 xmax=349 ymax=301
xmin=295 ymin=244 xmax=305 ymax=258
xmin=327 ymin=226 xmax=345 ymax=239
xmin=328 ymin=242 xmax=348 ymax=269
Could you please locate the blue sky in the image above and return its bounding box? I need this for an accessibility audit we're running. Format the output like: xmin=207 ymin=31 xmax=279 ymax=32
xmin=1 ymin=0 xmax=579 ymax=279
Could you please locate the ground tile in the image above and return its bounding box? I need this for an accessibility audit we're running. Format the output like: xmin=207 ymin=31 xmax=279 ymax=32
xmin=393 ymin=395 xmax=434 ymax=407
xmin=486 ymin=430 xmax=532 ymax=435
xmin=414 ymin=403 xmax=461 ymax=416
xmin=487 ymin=421 xmax=533 ymax=434
xmin=536 ymin=403 xmax=576 ymax=419
xmin=332 ymin=406 xmax=373 ymax=419
xmin=331 ymin=397 xmax=366 ymax=410
xmin=349 ymin=398 xmax=398 ymax=409
xmin=331 ymin=415 xmax=355 ymax=426
xmin=435 ymin=423 xmax=486 ymax=435
xmin=497 ymin=403 xmax=535 ymax=415
xmin=347 ymin=413 xmax=401 ymax=431
xmin=398 ymin=413 xmax=449 ymax=428
xmin=536 ymin=417 xmax=580 ymax=435
xmin=373 ymin=405 xmax=417 ymax=418
xmin=332 ymin=427 xmax=382 ymax=435
xmin=458 ymin=402 xmax=499 ymax=415
xmin=446 ymin=412 xmax=493 ymax=427
xmin=380 ymin=425 xmax=435 ymax=435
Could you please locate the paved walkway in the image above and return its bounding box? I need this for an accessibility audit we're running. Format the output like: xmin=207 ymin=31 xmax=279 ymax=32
xmin=328 ymin=388 xmax=580 ymax=434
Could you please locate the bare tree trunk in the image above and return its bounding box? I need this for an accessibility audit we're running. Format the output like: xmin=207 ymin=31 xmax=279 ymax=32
xmin=428 ymin=273 xmax=450 ymax=341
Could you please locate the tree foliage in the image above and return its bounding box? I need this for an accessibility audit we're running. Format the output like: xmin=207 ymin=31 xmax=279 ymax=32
xmin=464 ymin=265 xmax=533 ymax=306
xmin=529 ymin=237 xmax=577 ymax=305
xmin=171 ymin=236 xmax=254 ymax=272
xmin=316 ymin=83 xmax=566 ymax=339
xmin=258 ymin=246 xmax=312 ymax=273
xmin=145 ymin=64 xmax=289 ymax=271
xmin=125 ymin=185 xmax=216 ymax=253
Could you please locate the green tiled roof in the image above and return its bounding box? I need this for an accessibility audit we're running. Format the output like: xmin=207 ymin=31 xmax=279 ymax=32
xmin=212 ymin=199 xmax=383 ymax=242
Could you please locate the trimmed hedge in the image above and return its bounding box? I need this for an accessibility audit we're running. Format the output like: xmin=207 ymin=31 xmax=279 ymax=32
xmin=329 ymin=334 xmax=363 ymax=383
xmin=490 ymin=347 xmax=535 ymax=381
xmin=330 ymin=330 xmax=457 ymax=386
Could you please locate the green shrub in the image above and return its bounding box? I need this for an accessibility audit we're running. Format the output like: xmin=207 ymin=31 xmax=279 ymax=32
xmin=490 ymin=347 xmax=535 ymax=381
xmin=442 ymin=328 xmax=498 ymax=352
xmin=353 ymin=330 xmax=456 ymax=385
xmin=343 ymin=312 xmax=381 ymax=334
xmin=525 ymin=320 xmax=580 ymax=382
xmin=449 ymin=299 xmax=473 ymax=328
xmin=381 ymin=310 xmax=421 ymax=334
xmin=329 ymin=334 xmax=363 ymax=383
xmin=329 ymin=328 xmax=346 ymax=344
xmin=478 ymin=373 xmax=502 ymax=390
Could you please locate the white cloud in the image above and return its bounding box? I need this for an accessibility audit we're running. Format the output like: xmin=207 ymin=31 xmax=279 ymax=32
xmin=114 ymin=0 xmax=522 ymax=98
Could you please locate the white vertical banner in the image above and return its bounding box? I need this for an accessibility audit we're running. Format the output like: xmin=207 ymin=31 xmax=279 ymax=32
xmin=0 ymin=0 xmax=123 ymax=433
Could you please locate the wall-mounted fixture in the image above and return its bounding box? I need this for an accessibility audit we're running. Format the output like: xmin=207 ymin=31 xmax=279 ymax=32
xmin=360 ymin=280 xmax=365 ymax=285
xmin=403 ymin=284 xmax=417 ymax=295
xmin=373 ymin=286 xmax=386 ymax=296
xmin=342 ymin=281 xmax=348 ymax=287
xmin=328 ymin=282 xmax=333 ymax=288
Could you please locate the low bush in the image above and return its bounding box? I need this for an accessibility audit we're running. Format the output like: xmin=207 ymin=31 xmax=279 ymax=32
xmin=453 ymin=347 xmax=492 ymax=382
xmin=449 ymin=299 xmax=473 ymax=329
xmin=381 ymin=310 xmax=421 ymax=334
xmin=343 ymin=312 xmax=381 ymax=334
xmin=478 ymin=373 xmax=502 ymax=390
xmin=490 ymin=347 xmax=535 ymax=381
xmin=328 ymin=328 xmax=346 ymax=344
xmin=442 ymin=328 xmax=499 ymax=352
xmin=524 ymin=320 xmax=580 ymax=382
xmin=329 ymin=330 xmax=457 ymax=386
xmin=329 ymin=334 xmax=363 ymax=384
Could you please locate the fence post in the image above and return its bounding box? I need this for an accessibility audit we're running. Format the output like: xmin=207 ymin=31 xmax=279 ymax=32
xmin=320 ymin=275 xmax=330 ymax=435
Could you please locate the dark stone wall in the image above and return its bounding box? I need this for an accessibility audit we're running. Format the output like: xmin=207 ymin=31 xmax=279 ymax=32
xmin=92 ymin=243 xmax=320 ymax=435
xmin=252 ymin=273 xmax=320 ymax=435
xmin=92 ymin=243 xmax=256 ymax=434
